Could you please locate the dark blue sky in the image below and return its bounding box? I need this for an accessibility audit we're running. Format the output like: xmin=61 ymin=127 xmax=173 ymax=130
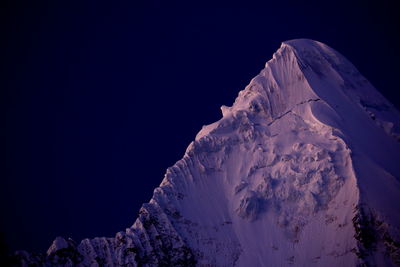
xmin=1 ymin=1 xmax=399 ymax=253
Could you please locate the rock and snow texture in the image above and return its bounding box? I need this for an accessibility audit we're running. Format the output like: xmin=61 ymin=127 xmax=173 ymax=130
xmin=15 ymin=39 xmax=400 ymax=266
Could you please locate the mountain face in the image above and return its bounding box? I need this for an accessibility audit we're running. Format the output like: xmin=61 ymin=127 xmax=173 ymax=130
xmin=14 ymin=39 xmax=400 ymax=266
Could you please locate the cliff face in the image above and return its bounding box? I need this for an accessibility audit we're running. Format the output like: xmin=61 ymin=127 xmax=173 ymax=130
xmin=15 ymin=39 xmax=400 ymax=267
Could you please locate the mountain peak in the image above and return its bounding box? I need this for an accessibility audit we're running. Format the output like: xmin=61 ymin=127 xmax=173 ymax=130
xmin=282 ymin=38 xmax=334 ymax=52
xmin=15 ymin=40 xmax=400 ymax=267
xmin=283 ymin=38 xmax=321 ymax=45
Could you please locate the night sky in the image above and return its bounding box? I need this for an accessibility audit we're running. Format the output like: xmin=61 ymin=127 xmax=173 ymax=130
xmin=1 ymin=0 xmax=399 ymax=254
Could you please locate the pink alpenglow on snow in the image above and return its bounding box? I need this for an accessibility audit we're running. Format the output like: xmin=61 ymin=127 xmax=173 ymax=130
xmin=15 ymin=39 xmax=400 ymax=266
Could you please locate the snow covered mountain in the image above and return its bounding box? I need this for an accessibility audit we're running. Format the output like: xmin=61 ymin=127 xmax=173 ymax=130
xmin=14 ymin=39 xmax=400 ymax=266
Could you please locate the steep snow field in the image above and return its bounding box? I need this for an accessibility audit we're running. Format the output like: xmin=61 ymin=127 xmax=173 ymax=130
xmin=15 ymin=39 xmax=400 ymax=266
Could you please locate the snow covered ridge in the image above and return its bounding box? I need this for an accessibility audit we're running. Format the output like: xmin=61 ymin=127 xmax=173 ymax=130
xmin=12 ymin=39 xmax=400 ymax=266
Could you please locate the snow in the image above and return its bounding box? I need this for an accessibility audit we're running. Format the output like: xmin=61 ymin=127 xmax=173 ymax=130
xmin=15 ymin=39 xmax=400 ymax=266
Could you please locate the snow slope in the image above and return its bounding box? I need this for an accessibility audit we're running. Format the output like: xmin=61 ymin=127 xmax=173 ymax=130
xmin=14 ymin=39 xmax=400 ymax=266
